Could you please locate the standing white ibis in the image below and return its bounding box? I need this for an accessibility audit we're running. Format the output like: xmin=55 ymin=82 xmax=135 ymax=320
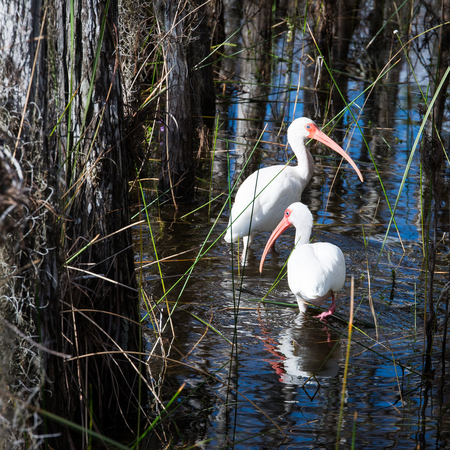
xmin=224 ymin=117 xmax=363 ymax=262
xmin=259 ymin=202 xmax=346 ymax=321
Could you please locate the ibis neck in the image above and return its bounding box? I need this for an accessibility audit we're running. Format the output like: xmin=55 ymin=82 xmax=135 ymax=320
xmin=291 ymin=140 xmax=314 ymax=185
xmin=294 ymin=223 xmax=312 ymax=247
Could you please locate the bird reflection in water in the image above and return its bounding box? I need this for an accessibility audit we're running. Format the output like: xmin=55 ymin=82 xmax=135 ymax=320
xmin=258 ymin=312 xmax=341 ymax=388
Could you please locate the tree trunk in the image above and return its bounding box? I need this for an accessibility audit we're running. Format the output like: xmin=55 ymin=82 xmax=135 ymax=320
xmin=432 ymin=0 xmax=450 ymax=137
xmin=54 ymin=0 xmax=142 ymax=440
xmin=155 ymin=0 xmax=215 ymax=204
xmin=158 ymin=0 xmax=195 ymax=203
xmin=315 ymin=0 xmax=336 ymax=61
xmin=0 ymin=0 xmax=59 ymax=445
xmin=0 ymin=0 xmax=142 ymax=446
xmin=335 ymin=0 xmax=361 ymax=64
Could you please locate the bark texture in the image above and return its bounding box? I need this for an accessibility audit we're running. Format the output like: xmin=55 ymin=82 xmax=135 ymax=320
xmin=158 ymin=0 xmax=195 ymax=203
xmin=155 ymin=0 xmax=215 ymax=204
xmin=0 ymin=0 xmax=142 ymax=446
xmin=315 ymin=0 xmax=336 ymax=60
xmin=335 ymin=0 xmax=361 ymax=64
xmin=53 ymin=0 xmax=141 ymax=440
xmin=432 ymin=0 xmax=450 ymax=136
xmin=0 ymin=0 xmax=58 ymax=445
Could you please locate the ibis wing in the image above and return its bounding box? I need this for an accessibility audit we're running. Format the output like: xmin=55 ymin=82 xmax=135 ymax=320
xmin=225 ymin=166 xmax=302 ymax=241
xmin=287 ymin=243 xmax=345 ymax=303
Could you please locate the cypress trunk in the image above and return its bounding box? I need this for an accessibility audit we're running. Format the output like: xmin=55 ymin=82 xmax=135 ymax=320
xmin=0 ymin=0 xmax=142 ymax=446
xmin=155 ymin=0 xmax=215 ymax=204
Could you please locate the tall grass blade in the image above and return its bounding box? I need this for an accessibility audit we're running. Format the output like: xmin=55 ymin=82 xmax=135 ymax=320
xmin=37 ymin=407 xmax=131 ymax=450
xmin=336 ymin=276 xmax=354 ymax=449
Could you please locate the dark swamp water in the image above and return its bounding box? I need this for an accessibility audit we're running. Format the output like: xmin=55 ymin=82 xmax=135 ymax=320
xmin=133 ymin=1 xmax=450 ymax=448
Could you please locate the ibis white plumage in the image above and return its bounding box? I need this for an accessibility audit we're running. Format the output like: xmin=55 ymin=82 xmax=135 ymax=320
xmin=224 ymin=117 xmax=363 ymax=261
xmin=259 ymin=202 xmax=346 ymax=321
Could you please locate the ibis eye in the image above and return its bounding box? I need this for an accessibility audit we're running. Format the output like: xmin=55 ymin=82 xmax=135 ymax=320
xmin=285 ymin=211 xmax=290 ymax=216
xmin=306 ymin=124 xmax=310 ymax=129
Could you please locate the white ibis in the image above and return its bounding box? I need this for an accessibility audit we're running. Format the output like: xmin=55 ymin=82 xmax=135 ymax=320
xmin=224 ymin=117 xmax=363 ymax=261
xmin=259 ymin=202 xmax=346 ymax=321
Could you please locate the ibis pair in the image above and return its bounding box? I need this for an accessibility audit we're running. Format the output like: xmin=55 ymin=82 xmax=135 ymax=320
xmin=225 ymin=117 xmax=363 ymax=319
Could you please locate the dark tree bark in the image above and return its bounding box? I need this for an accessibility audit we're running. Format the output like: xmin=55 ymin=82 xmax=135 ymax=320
xmin=0 ymin=0 xmax=142 ymax=446
xmin=154 ymin=0 xmax=215 ymax=205
xmin=234 ymin=0 xmax=272 ymax=179
xmin=432 ymin=0 xmax=450 ymax=137
xmin=0 ymin=0 xmax=59 ymax=445
xmin=422 ymin=0 xmax=450 ymax=377
xmin=53 ymin=0 xmax=142 ymax=440
xmin=335 ymin=0 xmax=361 ymax=64
xmin=315 ymin=0 xmax=336 ymax=61
xmin=307 ymin=0 xmax=337 ymax=120
xmin=157 ymin=0 xmax=195 ymax=204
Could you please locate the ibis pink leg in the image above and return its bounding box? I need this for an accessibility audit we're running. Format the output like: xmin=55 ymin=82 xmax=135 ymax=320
xmin=315 ymin=294 xmax=336 ymax=322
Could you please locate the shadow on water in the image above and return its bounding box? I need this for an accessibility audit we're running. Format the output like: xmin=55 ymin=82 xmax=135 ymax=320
xmin=136 ymin=0 xmax=450 ymax=448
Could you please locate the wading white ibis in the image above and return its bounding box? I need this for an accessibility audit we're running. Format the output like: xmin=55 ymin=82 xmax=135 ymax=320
xmin=224 ymin=117 xmax=363 ymax=262
xmin=259 ymin=202 xmax=345 ymax=321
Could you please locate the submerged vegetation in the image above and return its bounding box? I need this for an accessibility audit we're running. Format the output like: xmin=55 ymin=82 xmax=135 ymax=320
xmin=0 ymin=0 xmax=449 ymax=448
